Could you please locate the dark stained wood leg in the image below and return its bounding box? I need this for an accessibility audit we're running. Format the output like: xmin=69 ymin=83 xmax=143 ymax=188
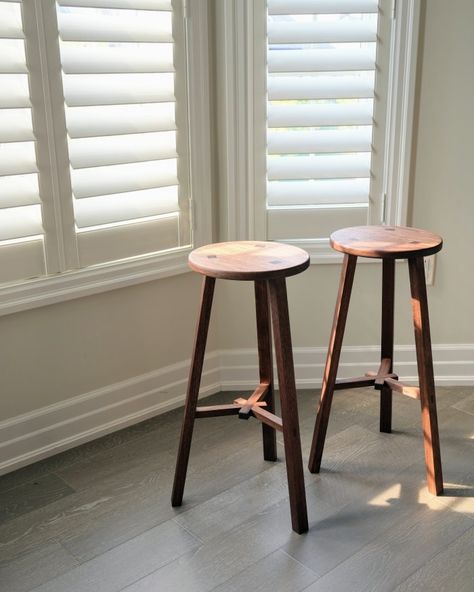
xmin=171 ymin=276 xmax=216 ymax=506
xmin=308 ymin=254 xmax=357 ymax=473
xmin=268 ymin=277 xmax=308 ymax=534
xmin=408 ymin=257 xmax=443 ymax=495
xmin=255 ymin=280 xmax=277 ymax=462
xmin=380 ymin=258 xmax=395 ymax=433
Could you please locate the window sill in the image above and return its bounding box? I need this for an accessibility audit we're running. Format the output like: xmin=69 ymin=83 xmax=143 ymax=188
xmin=0 ymin=247 xmax=192 ymax=317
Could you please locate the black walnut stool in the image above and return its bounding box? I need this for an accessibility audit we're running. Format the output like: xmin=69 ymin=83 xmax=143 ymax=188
xmin=308 ymin=225 xmax=444 ymax=496
xmin=172 ymin=241 xmax=309 ymax=534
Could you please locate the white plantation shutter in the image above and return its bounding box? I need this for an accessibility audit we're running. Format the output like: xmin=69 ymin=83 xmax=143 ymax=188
xmin=266 ymin=0 xmax=383 ymax=241
xmin=0 ymin=1 xmax=46 ymax=283
xmin=56 ymin=0 xmax=190 ymax=267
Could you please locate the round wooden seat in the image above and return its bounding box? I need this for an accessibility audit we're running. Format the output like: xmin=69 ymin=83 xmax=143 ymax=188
xmin=330 ymin=225 xmax=443 ymax=259
xmin=188 ymin=241 xmax=310 ymax=280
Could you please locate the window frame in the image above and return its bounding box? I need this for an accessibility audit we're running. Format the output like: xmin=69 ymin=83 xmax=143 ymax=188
xmin=0 ymin=0 xmax=212 ymax=316
xmin=216 ymin=0 xmax=421 ymax=262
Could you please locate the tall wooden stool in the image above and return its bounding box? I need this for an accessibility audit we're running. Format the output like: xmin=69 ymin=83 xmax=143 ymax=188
xmin=172 ymin=241 xmax=309 ymax=534
xmin=308 ymin=226 xmax=444 ymax=495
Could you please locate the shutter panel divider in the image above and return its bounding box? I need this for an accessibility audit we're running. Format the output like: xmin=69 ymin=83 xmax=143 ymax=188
xmin=22 ymin=0 xmax=79 ymax=273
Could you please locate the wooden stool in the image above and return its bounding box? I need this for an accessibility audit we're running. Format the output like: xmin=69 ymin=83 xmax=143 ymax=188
xmin=308 ymin=225 xmax=444 ymax=495
xmin=171 ymin=241 xmax=309 ymax=534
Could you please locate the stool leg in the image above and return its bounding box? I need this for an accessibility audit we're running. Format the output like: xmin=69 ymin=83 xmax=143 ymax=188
xmin=255 ymin=280 xmax=277 ymax=461
xmin=268 ymin=277 xmax=308 ymax=534
xmin=171 ymin=276 xmax=215 ymax=506
xmin=308 ymin=254 xmax=357 ymax=473
xmin=408 ymin=257 xmax=443 ymax=495
xmin=380 ymin=258 xmax=395 ymax=433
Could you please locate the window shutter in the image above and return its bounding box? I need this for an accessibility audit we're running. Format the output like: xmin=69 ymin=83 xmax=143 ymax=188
xmin=266 ymin=0 xmax=381 ymax=241
xmin=0 ymin=0 xmax=46 ymax=283
xmin=56 ymin=0 xmax=191 ymax=267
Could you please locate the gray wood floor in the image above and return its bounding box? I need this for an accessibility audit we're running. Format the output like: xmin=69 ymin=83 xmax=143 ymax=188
xmin=0 ymin=386 xmax=473 ymax=592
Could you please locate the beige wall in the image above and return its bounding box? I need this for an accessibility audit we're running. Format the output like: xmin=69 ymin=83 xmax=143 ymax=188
xmin=1 ymin=0 xmax=473 ymax=424
xmin=1 ymin=272 xmax=215 ymax=420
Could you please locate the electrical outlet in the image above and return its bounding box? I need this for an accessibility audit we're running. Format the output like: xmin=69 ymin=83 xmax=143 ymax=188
xmin=424 ymin=254 xmax=436 ymax=286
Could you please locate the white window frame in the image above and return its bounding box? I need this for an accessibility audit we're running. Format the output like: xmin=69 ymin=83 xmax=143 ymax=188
xmin=0 ymin=0 xmax=212 ymax=316
xmin=216 ymin=0 xmax=421 ymax=262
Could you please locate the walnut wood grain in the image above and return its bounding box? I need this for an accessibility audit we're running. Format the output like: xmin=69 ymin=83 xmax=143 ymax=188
xmin=308 ymin=254 xmax=357 ymax=474
xmin=408 ymin=256 xmax=444 ymax=494
xmin=254 ymin=280 xmax=277 ymax=461
xmin=384 ymin=377 xmax=420 ymax=400
xmin=330 ymin=225 xmax=443 ymax=259
xmin=171 ymin=276 xmax=215 ymax=507
xmin=237 ymin=382 xmax=270 ymax=419
xmin=333 ymin=376 xmax=377 ymax=390
xmin=268 ymin=277 xmax=308 ymax=534
xmin=188 ymin=241 xmax=310 ymax=281
xmin=251 ymin=406 xmax=284 ymax=432
xmin=380 ymin=258 xmax=395 ymax=432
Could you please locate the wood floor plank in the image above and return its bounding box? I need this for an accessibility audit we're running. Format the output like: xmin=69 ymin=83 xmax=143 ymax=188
xmin=393 ymin=526 xmax=474 ymax=592
xmin=30 ymin=519 xmax=199 ymax=592
xmin=175 ymin=463 xmax=292 ymax=541
xmin=0 ymin=473 xmax=75 ymax=524
xmin=210 ymin=548 xmax=318 ymax=592
xmin=281 ymin=424 xmax=456 ymax=576
xmin=300 ymin=500 xmax=472 ymax=592
xmin=452 ymin=392 xmax=474 ymax=416
xmin=0 ymin=433 xmax=266 ymax=565
xmin=117 ymin=497 xmax=314 ymax=592
xmin=0 ymin=541 xmax=79 ymax=592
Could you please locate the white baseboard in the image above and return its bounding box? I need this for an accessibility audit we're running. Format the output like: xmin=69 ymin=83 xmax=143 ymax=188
xmin=0 ymin=354 xmax=221 ymax=476
xmin=1 ymin=344 xmax=473 ymax=476
xmin=220 ymin=344 xmax=474 ymax=389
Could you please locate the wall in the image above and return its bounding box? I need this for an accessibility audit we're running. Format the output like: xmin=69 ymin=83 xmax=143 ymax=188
xmin=1 ymin=0 xmax=473 ymax=474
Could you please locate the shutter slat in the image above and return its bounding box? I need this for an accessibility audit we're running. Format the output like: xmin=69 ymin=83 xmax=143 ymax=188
xmin=268 ymin=21 xmax=376 ymax=44
xmin=0 ymin=108 xmax=34 ymax=142
xmin=61 ymin=43 xmax=173 ymax=74
xmin=0 ymin=74 xmax=30 ymax=107
xmin=268 ymin=48 xmax=375 ymax=73
xmin=0 ymin=3 xmax=23 ymax=39
xmin=58 ymin=0 xmax=172 ymax=9
xmin=267 ymin=153 xmax=371 ymax=180
xmin=268 ymin=103 xmax=373 ymax=128
xmin=268 ymin=74 xmax=374 ymax=100
xmin=0 ymin=141 xmax=37 ymax=175
xmin=268 ymin=128 xmax=372 ymax=154
xmin=58 ymin=12 xmax=172 ymax=43
xmin=0 ymin=174 xmax=40 ymax=208
xmin=69 ymin=131 xmax=176 ymax=169
xmin=77 ymin=215 xmax=179 ymax=267
xmin=0 ymin=41 xmax=27 ymax=73
xmin=64 ymin=74 xmax=175 ymax=107
xmin=66 ymin=103 xmax=176 ymax=138
xmin=267 ymin=206 xmax=368 ymax=241
xmin=268 ymin=0 xmax=378 ymax=14
xmin=268 ymin=178 xmax=369 ymax=206
xmin=71 ymin=159 xmax=177 ymax=198
xmin=0 ymin=204 xmax=43 ymax=241
xmin=75 ymin=185 xmax=178 ymax=227
xmin=0 ymin=1 xmax=44 ymax=280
